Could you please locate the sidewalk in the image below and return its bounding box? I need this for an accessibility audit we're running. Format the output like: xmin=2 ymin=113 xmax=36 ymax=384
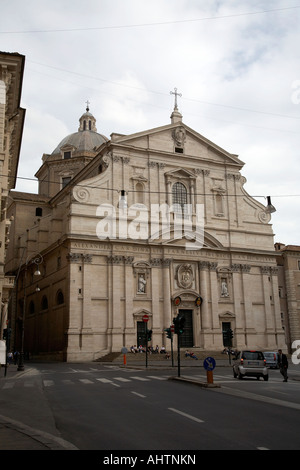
xmin=0 ymin=364 xmax=78 ymax=450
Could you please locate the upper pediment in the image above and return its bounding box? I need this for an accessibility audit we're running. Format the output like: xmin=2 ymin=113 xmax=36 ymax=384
xmin=111 ymin=121 xmax=243 ymax=168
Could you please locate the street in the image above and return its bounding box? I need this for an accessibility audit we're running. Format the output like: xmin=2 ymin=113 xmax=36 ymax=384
xmin=1 ymin=360 xmax=300 ymax=452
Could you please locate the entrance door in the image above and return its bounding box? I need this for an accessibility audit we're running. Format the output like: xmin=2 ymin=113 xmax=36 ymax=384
xmin=178 ymin=309 xmax=193 ymax=348
xmin=222 ymin=322 xmax=231 ymax=347
xmin=137 ymin=321 xmax=147 ymax=347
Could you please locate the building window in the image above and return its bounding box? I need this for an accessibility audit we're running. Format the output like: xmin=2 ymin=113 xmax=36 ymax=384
xmin=63 ymin=151 xmax=71 ymax=159
xmin=41 ymin=296 xmax=48 ymax=311
xmin=62 ymin=176 xmax=72 ymax=188
xmin=35 ymin=207 xmax=43 ymax=217
xmin=172 ymin=182 xmax=188 ymax=213
xmin=56 ymin=290 xmax=64 ymax=305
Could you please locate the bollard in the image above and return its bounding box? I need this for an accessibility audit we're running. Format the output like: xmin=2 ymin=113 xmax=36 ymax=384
xmin=206 ymin=370 xmax=213 ymax=384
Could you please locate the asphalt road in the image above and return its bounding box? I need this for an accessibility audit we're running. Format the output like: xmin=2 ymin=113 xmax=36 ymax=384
xmin=1 ymin=362 xmax=300 ymax=451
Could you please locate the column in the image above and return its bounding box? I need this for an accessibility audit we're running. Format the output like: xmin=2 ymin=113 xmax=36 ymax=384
xmin=162 ymin=258 xmax=172 ymax=328
xmin=231 ymin=264 xmax=245 ymax=348
xmin=199 ymin=261 xmax=210 ymax=330
xmin=107 ymin=255 xmax=123 ymax=351
xmin=124 ymin=256 xmax=134 ymax=345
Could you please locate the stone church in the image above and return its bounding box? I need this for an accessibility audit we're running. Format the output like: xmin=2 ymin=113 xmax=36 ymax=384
xmin=5 ymin=99 xmax=286 ymax=361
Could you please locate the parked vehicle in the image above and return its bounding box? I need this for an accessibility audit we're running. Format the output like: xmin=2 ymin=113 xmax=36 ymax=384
xmin=233 ymin=350 xmax=268 ymax=381
xmin=263 ymin=351 xmax=279 ymax=369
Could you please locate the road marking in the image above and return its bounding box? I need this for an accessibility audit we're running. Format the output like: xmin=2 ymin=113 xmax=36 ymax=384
xmin=43 ymin=380 xmax=54 ymax=387
xmin=257 ymin=447 xmax=269 ymax=450
xmin=113 ymin=377 xmax=131 ymax=382
xmin=62 ymin=380 xmax=74 ymax=385
xmin=96 ymin=378 xmax=113 ymax=383
xmin=146 ymin=376 xmax=166 ymax=380
xmin=131 ymin=391 xmax=146 ymax=398
xmin=168 ymin=408 xmax=204 ymax=423
xmin=79 ymin=379 xmax=93 ymax=384
xmin=129 ymin=376 xmax=150 ymax=381
xmin=2 ymin=382 xmax=14 ymax=389
xmin=96 ymin=378 xmax=120 ymax=387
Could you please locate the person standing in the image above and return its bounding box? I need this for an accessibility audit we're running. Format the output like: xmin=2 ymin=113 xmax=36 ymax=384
xmin=278 ymin=349 xmax=288 ymax=382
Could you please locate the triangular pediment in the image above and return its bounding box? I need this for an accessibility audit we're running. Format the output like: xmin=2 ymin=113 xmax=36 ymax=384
xmin=112 ymin=121 xmax=244 ymax=168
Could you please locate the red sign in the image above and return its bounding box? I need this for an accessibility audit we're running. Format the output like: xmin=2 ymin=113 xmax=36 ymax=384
xmin=142 ymin=315 xmax=149 ymax=322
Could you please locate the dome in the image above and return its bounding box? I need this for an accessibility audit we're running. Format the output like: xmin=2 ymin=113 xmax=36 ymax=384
xmin=51 ymin=106 xmax=108 ymax=154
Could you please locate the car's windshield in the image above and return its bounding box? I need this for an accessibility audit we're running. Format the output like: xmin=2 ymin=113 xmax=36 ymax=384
xmin=242 ymin=351 xmax=264 ymax=360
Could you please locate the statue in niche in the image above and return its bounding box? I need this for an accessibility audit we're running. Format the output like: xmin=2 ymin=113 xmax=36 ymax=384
xmin=138 ymin=274 xmax=147 ymax=293
xmin=221 ymin=278 xmax=229 ymax=297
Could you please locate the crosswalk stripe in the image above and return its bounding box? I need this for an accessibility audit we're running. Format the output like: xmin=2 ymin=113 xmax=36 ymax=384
xmin=146 ymin=375 xmax=167 ymax=380
xmin=43 ymin=380 xmax=54 ymax=387
xmin=113 ymin=377 xmax=131 ymax=382
xmin=129 ymin=376 xmax=150 ymax=381
xmin=2 ymin=382 xmax=14 ymax=389
xmin=79 ymin=379 xmax=93 ymax=384
xmin=96 ymin=378 xmax=113 ymax=383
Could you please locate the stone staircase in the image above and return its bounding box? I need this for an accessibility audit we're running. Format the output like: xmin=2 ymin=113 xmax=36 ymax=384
xmin=95 ymin=349 xmax=226 ymax=363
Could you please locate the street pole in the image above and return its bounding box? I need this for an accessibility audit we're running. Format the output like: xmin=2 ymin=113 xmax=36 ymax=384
xmin=177 ymin=332 xmax=181 ymax=377
xmin=145 ymin=322 xmax=148 ymax=369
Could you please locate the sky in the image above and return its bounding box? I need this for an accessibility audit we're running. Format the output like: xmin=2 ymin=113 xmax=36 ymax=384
xmin=1 ymin=0 xmax=299 ymax=245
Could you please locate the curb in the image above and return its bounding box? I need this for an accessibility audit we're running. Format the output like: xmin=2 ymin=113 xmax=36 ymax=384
xmin=0 ymin=414 xmax=78 ymax=450
xmin=168 ymin=376 xmax=221 ymax=388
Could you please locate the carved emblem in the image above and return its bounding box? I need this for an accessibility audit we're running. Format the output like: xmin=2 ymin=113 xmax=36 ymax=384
xmin=176 ymin=264 xmax=194 ymax=289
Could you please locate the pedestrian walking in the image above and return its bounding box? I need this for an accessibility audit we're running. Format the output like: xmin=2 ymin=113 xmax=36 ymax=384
xmin=278 ymin=349 xmax=288 ymax=382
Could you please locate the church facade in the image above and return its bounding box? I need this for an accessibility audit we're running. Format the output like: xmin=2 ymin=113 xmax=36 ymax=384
xmin=6 ymin=102 xmax=286 ymax=361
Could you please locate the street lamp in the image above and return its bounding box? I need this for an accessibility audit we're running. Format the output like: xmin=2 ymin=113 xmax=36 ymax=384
xmin=17 ymin=253 xmax=43 ymax=371
xmin=266 ymin=196 xmax=276 ymax=214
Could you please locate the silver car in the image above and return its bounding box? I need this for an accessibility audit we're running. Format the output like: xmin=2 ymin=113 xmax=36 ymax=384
xmin=233 ymin=350 xmax=268 ymax=381
xmin=263 ymin=351 xmax=279 ymax=369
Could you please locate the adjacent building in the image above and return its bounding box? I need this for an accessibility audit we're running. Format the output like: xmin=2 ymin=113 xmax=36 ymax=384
xmin=0 ymin=51 xmax=25 ymax=345
xmin=275 ymin=243 xmax=300 ymax=352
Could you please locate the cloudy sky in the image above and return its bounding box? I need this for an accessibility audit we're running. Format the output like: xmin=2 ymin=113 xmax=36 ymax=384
xmin=1 ymin=0 xmax=300 ymax=244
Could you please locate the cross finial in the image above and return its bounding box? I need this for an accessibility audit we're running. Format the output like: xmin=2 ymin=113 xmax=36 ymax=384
xmin=85 ymin=100 xmax=90 ymax=112
xmin=170 ymin=87 xmax=182 ymax=111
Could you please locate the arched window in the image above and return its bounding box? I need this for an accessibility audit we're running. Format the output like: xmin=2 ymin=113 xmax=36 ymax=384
xmin=56 ymin=290 xmax=64 ymax=305
xmin=41 ymin=296 xmax=48 ymax=311
xmin=172 ymin=182 xmax=187 ymax=213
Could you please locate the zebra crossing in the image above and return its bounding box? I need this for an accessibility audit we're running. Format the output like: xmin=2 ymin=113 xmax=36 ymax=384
xmin=0 ymin=373 xmax=171 ymax=390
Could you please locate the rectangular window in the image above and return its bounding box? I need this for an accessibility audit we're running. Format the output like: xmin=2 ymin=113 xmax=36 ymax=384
xmin=62 ymin=177 xmax=72 ymax=188
xmin=63 ymin=151 xmax=71 ymax=159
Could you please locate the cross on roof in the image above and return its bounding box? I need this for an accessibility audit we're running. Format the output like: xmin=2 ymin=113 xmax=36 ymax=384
xmin=170 ymin=87 xmax=182 ymax=111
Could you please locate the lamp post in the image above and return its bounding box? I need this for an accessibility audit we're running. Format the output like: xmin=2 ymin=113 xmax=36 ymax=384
xmin=17 ymin=253 xmax=43 ymax=371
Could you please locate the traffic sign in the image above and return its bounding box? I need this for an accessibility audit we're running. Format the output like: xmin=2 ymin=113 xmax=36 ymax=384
xmin=203 ymin=357 xmax=216 ymax=371
xmin=142 ymin=315 xmax=149 ymax=322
